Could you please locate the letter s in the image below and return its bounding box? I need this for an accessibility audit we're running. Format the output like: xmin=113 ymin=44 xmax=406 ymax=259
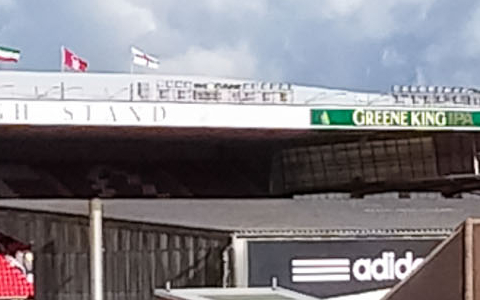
xmin=63 ymin=107 xmax=73 ymax=121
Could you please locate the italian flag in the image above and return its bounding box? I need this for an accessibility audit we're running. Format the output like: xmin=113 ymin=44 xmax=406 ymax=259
xmin=0 ymin=46 xmax=20 ymax=63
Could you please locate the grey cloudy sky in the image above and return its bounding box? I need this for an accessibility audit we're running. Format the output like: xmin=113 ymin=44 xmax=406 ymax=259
xmin=1 ymin=0 xmax=480 ymax=91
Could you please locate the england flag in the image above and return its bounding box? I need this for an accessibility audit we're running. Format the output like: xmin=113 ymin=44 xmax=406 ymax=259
xmin=131 ymin=46 xmax=159 ymax=69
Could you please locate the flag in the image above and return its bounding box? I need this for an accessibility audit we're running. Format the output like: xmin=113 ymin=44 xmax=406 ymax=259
xmin=0 ymin=46 xmax=20 ymax=63
xmin=131 ymin=46 xmax=159 ymax=69
xmin=62 ymin=47 xmax=88 ymax=72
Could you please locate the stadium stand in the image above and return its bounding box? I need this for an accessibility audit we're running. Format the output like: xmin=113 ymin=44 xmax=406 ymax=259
xmin=0 ymin=133 xmax=478 ymax=198
xmin=275 ymin=137 xmax=438 ymax=193
xmin=0 ymin=158 xmax=271 ymax=198
xmin=5 ymin=71 xmax=480 ymax=299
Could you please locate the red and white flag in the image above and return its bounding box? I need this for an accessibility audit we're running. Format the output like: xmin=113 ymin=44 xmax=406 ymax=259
xmin=62 ymin=47 xmax=88 ymax=72
xmin=131 ymin=46 xmax=159 ymax=69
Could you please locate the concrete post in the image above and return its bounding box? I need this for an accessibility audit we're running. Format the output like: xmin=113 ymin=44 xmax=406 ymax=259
xmin=90 ymin=198 xmax=104 ymax=300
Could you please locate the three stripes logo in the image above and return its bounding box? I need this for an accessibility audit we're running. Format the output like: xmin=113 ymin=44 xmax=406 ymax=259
xmin=291 ymin=258 xmax=351 ymax=283
xmin=291 ymin=251 xmax=424 ymax=283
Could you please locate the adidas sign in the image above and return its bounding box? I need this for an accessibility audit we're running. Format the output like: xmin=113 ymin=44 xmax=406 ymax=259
xmin=352 ymin=251 xmax=423 ymax=281
xmin=292 ymin=251 xmax=424 ymax=283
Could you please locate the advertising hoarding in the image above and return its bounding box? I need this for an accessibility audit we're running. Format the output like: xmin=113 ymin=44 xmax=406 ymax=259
xmin=248 ymin=239 xmax=442 ymax=298
xmin=311 ymin=108 xmax=480 ymax=130
xmin=2 ymin=98 xmax=480 ymax=131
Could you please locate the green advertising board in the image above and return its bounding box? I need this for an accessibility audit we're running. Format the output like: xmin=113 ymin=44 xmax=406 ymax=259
xmin=311 ymin=108 xmax=480 ymax=130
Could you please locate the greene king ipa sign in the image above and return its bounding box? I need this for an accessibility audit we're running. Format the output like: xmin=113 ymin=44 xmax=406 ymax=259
xmin=311 ymin=108 xmax=480 ymax=130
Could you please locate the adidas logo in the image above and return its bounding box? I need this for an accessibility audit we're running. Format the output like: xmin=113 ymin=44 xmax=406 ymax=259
xmin=292 ymin=251 xmax=423 ymax=283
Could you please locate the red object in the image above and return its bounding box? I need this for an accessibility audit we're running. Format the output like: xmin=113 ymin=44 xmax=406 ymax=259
xmin=63 ymin=47 xmax=88 ymax=72
xmin=0 ymin=255 xmax=34 ymax=299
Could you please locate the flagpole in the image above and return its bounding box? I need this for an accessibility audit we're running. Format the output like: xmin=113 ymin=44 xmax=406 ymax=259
xmin=130 ymin=47 xmax=133 ymax=74
xmin=61 ymin=46 xmax=65 ymax=73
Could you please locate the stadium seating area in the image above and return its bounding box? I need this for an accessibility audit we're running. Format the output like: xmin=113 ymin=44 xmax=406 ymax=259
xmin=275 ymin=137 xmax=437 ymax=192
xmin=0 ymin=160 xmax=270 ymax=198
xmin=0 ymin=134 xmax=476 ymax=199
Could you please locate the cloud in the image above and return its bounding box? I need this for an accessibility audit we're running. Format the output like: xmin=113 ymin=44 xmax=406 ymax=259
xmin=463 ymin=2 xmax=480 ymax=57
xmin=158 ymin=44 xmax=258 ymax=79
xmin=96 ymin=0 xmax=157 ymax=38
xmin=2 ymin=0 xmax=480 ymax=91
xmin=318 ymin=0 xmax=365 ymax=18
xmin=0 ymin=0 xmax=16 ymax=34
xmin=298 ymin=0 xmax=438 ymax=40
xmin=382 ymin=47 xmax=406 ymax=67
xmin=0 ymin=0 xmax=14 ymax=8
xmin=203 ymin=0 xmax=267 ymax=15
xmin=414 ymin=67 xmax=427 ymax=85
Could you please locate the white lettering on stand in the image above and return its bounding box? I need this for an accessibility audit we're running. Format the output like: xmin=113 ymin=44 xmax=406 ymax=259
xmin=0 ymin=101 xmax=167 ymax=126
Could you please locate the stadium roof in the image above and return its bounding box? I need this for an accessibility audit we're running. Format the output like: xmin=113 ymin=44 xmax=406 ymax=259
xmin=1 ymin=71 xmax=480 ymax=132
xmin=0 ymin=194 xmax=478 ymax=236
